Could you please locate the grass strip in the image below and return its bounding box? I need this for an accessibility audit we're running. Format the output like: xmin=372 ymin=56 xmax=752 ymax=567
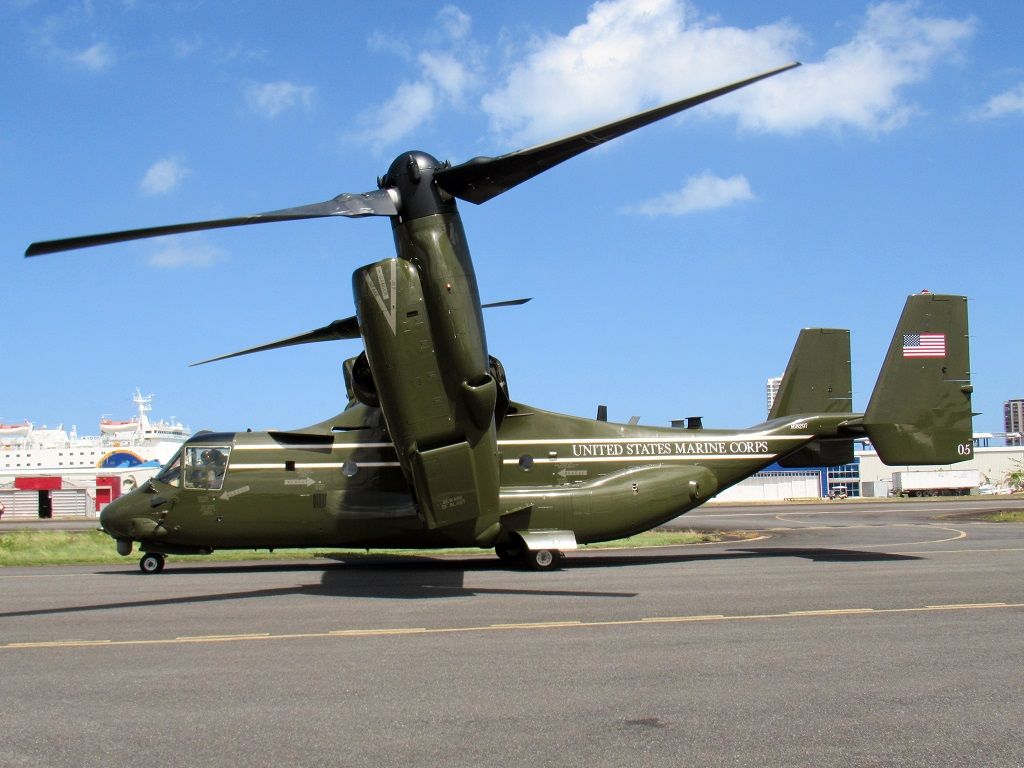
xmin=0 ymin=528 xmax=729 ymax=567
xmin=978 ymin=510 xmax=1024 ymax=523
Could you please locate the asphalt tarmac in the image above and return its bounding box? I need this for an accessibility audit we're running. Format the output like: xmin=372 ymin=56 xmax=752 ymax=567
xmin=2 ymin=499 xmax=1022 ymax=767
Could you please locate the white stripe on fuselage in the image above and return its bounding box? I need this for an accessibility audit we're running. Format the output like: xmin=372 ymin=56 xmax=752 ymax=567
xmin=501 ymin=454 xmax=776 ymax=465
xmin=497 ymin=435 xmax=806 ymax=446
xmin=229 ymin=462 xmax=402 ymax=470
xmin=232 ymin=442 xmax=395 ymax=451
xmin=230 ymin=436 xmax=806 ymax=452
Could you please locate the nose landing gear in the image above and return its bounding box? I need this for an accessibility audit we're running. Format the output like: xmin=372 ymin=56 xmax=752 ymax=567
xmin=139 ymin=552 xmax=166 ymax=574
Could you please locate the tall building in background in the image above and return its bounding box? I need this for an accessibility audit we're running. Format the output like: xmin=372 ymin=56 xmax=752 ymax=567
xmin=766 ymin=376 xmax=782 ymax=417
xmin=1005 ymin=399 xmax=1024 ymax=446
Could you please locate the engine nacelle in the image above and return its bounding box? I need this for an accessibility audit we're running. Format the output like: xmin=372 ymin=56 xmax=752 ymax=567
xmin=353 ymin=256 xmax=501 ymax=533
xmin=343 ymin=352 xmax=380 ymax=408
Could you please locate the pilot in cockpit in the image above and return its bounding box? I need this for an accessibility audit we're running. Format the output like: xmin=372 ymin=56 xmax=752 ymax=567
xmin=200 ymin=448 xmax=226 ymax=488
xmin=184 ymin=448 xmax=228 ymax=491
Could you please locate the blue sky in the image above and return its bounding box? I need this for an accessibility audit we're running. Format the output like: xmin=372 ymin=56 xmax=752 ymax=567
xmin=2 ymin=0 xmax=1022 ymax=437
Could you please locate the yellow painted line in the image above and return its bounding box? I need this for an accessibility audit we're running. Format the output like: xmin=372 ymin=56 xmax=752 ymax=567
xmin=749 ymin=523 xmax=970 ymax=550
xmin=854 ymin=525 xmax=968 ymax=548
xmin=489 ymin=621 xmax=582 ymax=629
xmin=4 ymin=601 xmax=1022 ymax=652
xmin=329 ymin=628 xmax=427 ymax=637
xmin=896 ymin=547 xmax=1024 ymax=556
xmin=788 ymin=608 xmax=876 ymax=616
xmin=4 ymin=639 xmax=113 ymax=648
xmin=175 ymin=633 xmax=271 ymax=641
xmin=0 ymin=573 xmax=102 ymax=579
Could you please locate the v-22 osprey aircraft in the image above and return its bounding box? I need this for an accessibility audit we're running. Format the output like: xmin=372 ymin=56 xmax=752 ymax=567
xmin=26 ymin=63 xmax=974 ymax=572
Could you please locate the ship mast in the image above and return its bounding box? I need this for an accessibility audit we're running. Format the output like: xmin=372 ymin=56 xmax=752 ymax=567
xmin=133 ymin=389 xmax=153 ymax=432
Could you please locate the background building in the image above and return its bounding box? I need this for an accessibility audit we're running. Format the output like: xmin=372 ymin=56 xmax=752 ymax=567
xmin=766 ymin=376 xmax=782 ymax=416
xmin=714 ymin=387 xmax=1024 ymax=501
xmin=1005 ymin=399 xmax=1024 ymax=446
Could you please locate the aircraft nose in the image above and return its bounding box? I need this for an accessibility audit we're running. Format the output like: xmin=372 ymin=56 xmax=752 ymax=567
xmin=99 ymin=494 xmax=134 ymax=539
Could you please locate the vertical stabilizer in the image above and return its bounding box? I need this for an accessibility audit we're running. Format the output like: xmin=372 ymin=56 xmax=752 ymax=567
xmin=770 ymin=328 xmax=853 ymax=467
xmin=768 ymin=328 xmax=852 ymax=420
xmin=863 ymin=293 xmax=973 ymax=465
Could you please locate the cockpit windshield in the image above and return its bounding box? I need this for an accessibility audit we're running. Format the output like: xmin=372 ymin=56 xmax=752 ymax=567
xmin=184 ymin=445 xmax=231 ymax=491
xmin=155 ymin=448 xmax=183 ymax=487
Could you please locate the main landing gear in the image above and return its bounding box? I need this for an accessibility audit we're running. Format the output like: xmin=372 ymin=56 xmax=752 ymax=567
xmin=139 ymin=552 xmax=166 ymax=574
xmin=495 ymin=540 xmax=563 ymax=570
xmin=494 ymin=540 xmax=525 ymax=563
xmin=524 ymin=548 xmax=562 ymax=571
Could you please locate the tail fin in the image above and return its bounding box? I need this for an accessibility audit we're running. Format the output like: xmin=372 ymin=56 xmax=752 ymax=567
xmin=770 ymin=328 xmax=854 ymax=467
xmin=863 ymin=293 xmax=973 ymax=465
xmin=769 ymin=328 xmax=852 ymax=419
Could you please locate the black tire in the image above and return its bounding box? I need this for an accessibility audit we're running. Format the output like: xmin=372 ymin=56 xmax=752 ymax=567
xmin=495 ymin=539 xmax=524 ymax=563
xmin=526 ymin=548 xmax=561 ymax=571
xmin=139 ymin=553 xmax=165 ymax=574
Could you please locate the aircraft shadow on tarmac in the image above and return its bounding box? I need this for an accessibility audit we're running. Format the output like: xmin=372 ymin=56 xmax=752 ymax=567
xmin=0 ymin=546 xmax=920 ymax=621
xmin=554 ymin=546 xmax=921 ymax=567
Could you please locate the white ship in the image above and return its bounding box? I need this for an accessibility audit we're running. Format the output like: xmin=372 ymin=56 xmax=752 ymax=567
xmin=1 ymin=390 xmax=189 ymax=473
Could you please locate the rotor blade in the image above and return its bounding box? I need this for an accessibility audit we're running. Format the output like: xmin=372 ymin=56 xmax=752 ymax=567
xmin=481 ymin=297 xmax=532 ymax=308
xmin=191 ymin=299 xmax=530 ymax=366
xmin=190 ymin=317 xmax=360 ymax=367
xmin=435 ymin=63 xmax=800 ymax=205
xmin=25 ymin=189 xmax=397 ymax=257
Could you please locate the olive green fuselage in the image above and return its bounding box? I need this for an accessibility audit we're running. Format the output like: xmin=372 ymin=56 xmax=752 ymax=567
xmin=96 ymin=201 xmax=870 ymax=557
xmin=99 ymin=403 xmax=852 ymax=554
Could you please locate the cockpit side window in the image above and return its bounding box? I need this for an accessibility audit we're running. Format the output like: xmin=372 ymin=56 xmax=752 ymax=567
xmin=183 ymin=446 xmax=231 ymax=491
xmin=155 ymin=449 xmax=183 ymax=487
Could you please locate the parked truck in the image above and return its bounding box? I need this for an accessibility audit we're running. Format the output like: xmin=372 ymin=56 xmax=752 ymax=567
xmin=891 ymin=469 xmax=982 ymax=497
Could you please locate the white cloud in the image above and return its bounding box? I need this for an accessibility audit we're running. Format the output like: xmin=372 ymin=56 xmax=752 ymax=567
xmin=149 ymin=238 xmax=223 ymax=269
xmin=480 ymin=0 xmax=976 ymax=143
xmin=31 ymin=4 xmax=117 ymax=73
xmin=139 ymin=157 xmax=191 ymax=196
xmin=367 ymin=29 xmax=413 ymax=60
xmin=351 ymin=6 xmax=479 ymax=150
xmin=970 ymin=83 xmax=1024 ymax=121
xmin=438 ymin=5 xmax=472 ymax=40
xmin=173 ymin=34 xmax=204 ymax=59
xmin=713 ymin=2 xmax=978 ymax=134
xmin=420 ymin=51 xmax=473 ymax=105
xmin=626 ymin=172 xmax=754 ymax=216
xmin=246 ymin=81 xmax=315 ymax=118
xmin=354 ymin=81 xmax=437 ymax=152
xmin=72 ymin=42 xmax=114 ymax=72
xmin=170 ymin=34 xmax=266 ymax=64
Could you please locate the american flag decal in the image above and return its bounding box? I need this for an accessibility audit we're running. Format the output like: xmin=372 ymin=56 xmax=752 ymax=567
xmin=903 ymin=333 xmax=946 ymax=358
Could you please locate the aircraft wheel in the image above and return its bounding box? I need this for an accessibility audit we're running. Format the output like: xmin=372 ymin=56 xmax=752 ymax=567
xmin=495 ymin=540 xmax=524 ymax=563
xmin=525 ymin=548 xmax=561 ymax=571
xmin=139 ymin=553 xmax=166 ymax=574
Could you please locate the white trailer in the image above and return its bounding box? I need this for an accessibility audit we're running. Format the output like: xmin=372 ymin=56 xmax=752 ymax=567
xmin=891 ymin=469 xmax=982 ymax=497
